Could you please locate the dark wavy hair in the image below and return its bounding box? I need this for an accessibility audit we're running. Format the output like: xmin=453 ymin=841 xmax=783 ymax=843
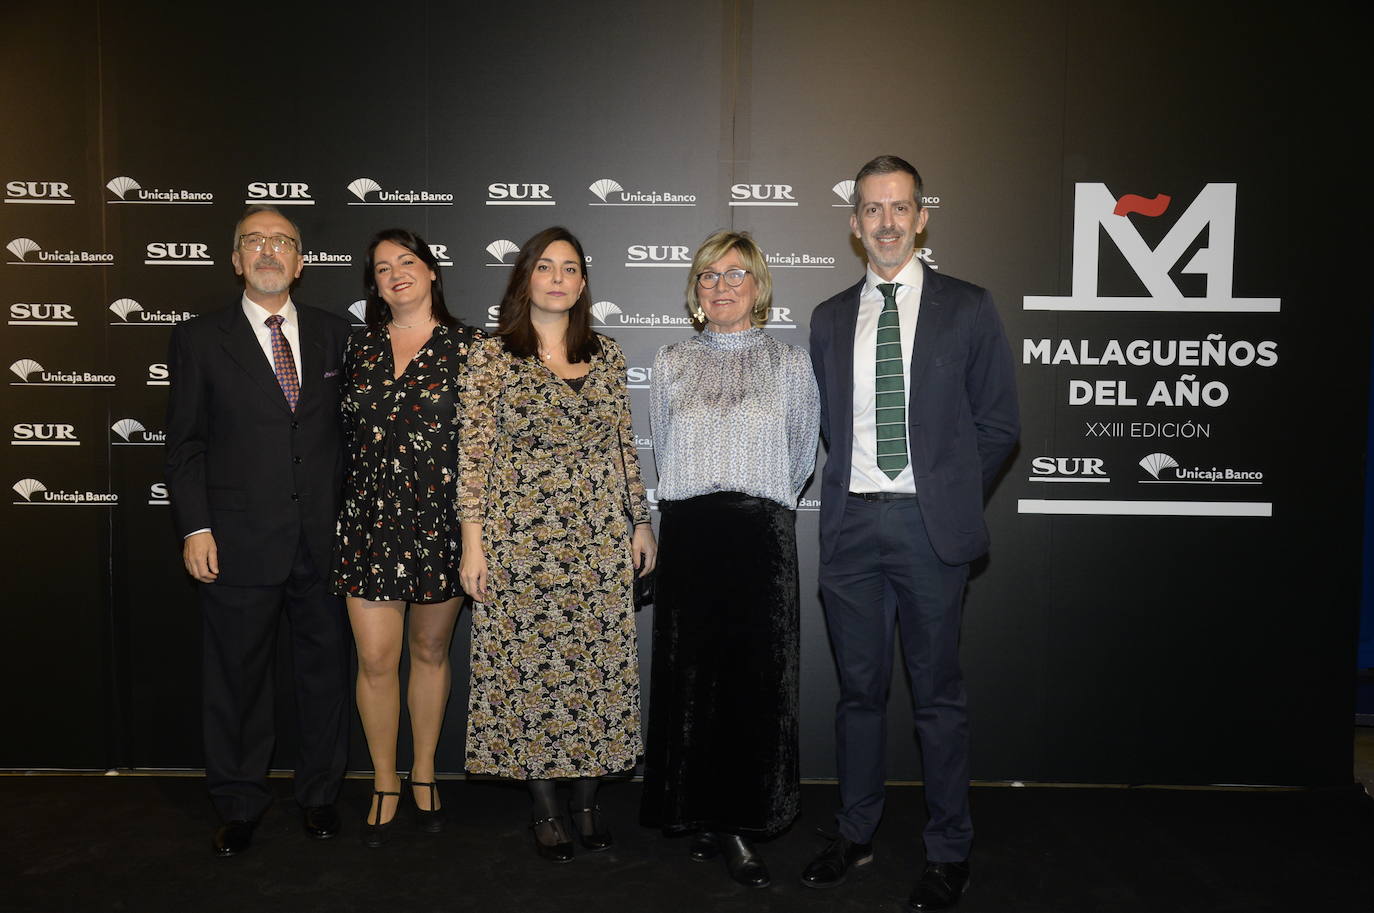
xmin=361 ymin=228 xmax=458 ymax=330
xmin=496 ymin=226 xmax=599 ymax=363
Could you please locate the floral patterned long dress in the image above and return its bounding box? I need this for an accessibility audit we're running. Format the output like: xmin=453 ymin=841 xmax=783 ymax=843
xmin=330 ymin=322 xmax=483 ymax=602
xmin=458 ymin=334 xmax=650 ymax=779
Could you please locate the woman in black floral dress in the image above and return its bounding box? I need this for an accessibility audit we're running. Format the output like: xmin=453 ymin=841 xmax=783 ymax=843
xmin=330 ymin=228 xmax=481 ymax=846
xmin=458 ymin=226 xmax=656 ymax=862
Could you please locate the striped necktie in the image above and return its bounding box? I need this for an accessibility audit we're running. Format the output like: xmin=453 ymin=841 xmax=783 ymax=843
xmin=874 ymin=282 xmax=907 ymax=479
xmin=264 ymin=314 xmax=300 ymax=411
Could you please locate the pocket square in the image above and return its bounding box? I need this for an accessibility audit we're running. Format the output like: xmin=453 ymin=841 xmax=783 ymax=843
xmin=323 ymin=368 xmax=340 ymax=378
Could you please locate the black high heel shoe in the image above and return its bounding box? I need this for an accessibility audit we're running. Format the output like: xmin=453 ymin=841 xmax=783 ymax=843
xmin=568 ymin=803 xmax=613 ymax=852
xmin=689 ymin=831 xmax=720 ymax=862
xmin=410 ymin=779 xmax=444 ymax=834
xmin=362 ymin=789 xmax=400 ymax=848
xmin=530 ymin=815 xmax=575 ymax=863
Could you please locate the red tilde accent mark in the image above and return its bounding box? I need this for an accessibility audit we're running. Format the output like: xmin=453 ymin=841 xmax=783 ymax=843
xmin=1113 ymin=193 xmax=1171 ymax=218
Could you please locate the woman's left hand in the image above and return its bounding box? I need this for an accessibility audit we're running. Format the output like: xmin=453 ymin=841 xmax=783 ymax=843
xmin=631 ymin=523 xmax=657 ymax=577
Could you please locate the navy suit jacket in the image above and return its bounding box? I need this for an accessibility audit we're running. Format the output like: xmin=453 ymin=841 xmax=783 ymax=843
xmin=809 ymin=263 xmax=1019 ymax=565
xmin=164 ymin=301 xmax=351 ymax=587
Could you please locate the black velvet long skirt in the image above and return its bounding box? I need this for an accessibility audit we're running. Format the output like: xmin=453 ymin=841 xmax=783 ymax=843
xmin=639 ymin=491 xmax=800 ymax=838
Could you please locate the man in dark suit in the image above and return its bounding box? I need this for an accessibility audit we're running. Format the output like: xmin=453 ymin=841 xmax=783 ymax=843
xmin=803 ymin=156 xmax=1019 ymax=910
xmin=165 ymin=205 xmax=352 ymax=856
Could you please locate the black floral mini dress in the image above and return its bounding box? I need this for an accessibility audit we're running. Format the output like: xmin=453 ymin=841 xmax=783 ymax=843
xmin=330 ymin=322 xmax=483 ymax=603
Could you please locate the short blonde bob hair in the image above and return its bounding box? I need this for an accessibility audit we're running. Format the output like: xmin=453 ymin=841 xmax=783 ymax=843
xmin=685 ymin=229 xmax=773 ymax=331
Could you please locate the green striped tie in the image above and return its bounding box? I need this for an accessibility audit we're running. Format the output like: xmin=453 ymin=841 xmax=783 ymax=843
xmin=874 ymin=282 xmax=907 ymax=479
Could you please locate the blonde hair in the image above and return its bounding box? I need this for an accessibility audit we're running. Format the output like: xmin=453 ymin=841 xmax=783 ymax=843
xmin=685 ymin=230 xmax=773 ymax=331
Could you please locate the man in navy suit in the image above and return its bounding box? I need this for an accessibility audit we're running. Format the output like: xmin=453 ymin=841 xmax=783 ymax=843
xmin=802 ymin=156 xmax=1018 ymax=911
xmin=165 ymin=206 xmax=352 ymax=856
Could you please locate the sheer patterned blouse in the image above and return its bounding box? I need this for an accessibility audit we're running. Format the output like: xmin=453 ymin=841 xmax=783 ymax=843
xmin=650 ymin=328 xmax=819 ymax=509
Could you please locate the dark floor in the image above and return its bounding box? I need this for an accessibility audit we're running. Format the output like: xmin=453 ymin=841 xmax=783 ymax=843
xmin=4 ymin=774 xmax=1372 ymax=913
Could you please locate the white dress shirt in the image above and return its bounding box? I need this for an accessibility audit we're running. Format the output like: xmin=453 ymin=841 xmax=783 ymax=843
xmin=849 ymin=254 xmax=924 ymax=493
xmin=242 ymin=294 xmax=303 ymax=381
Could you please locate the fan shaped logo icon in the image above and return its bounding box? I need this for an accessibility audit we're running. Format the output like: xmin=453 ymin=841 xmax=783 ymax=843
xmin=109 ymin=299 xmax=144 ymax=321
xmin=10 ymin=358 xmax=43 ymax=381
xmin=589 ymin=179 xmax=623 ymax=202
xmin=7 ymin=238 xmax=40 ymax=261
xmin=1138 ymin=453 xmax=1179 ymax=480
xmin=111 ymin=419 xmax=145 ymax=442
xmin=348 ymin=301 xmax=367 ymax=325
xmin=591 ymin=301 xmax=623 ymax=327
xmin=347 ymin=178 xmax=381 ymax=202
xmin=485 ymin=240 xmax=519 ymax=267
xmin=831 ymin=181 xmax=855 ymax=207
xmin=13 ymin=478 xmax=46 ymax=501
xmin=106 ymin=176 xmax=141 ymax=200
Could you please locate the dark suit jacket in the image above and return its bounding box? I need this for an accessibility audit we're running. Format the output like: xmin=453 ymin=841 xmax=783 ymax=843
xmin=809 ymin=264 xmax=1019 ymax=566
xmin=165 ymin=301 xmax=351 ymax=587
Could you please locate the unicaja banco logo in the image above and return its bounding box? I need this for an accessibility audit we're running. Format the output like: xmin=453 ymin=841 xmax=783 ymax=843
xmin=1138 ymin=451 xmax=1262 ymax=484
xmin=348 ymin=301 xmax=367 ymax=324
xmin=105 ymin=175 xmax=212 ymax=204
xmin=109 ymin=298 xmax=193 ymax=326
xmin=6 ymin=237 xmax=114 ymax=266
xmin=588 ymin=177 xmax=696 ymax=207
xmin=112 ymin=418 xmax=165 ymax=445
xmin=831 ymin=181 xmax=855 ymax=207
xmin=346 ymin=177 xmax=454 ymax=206
xmin=1024 ymin=183 xmax=1279 ymax=313
xmin=10 ymin=358 xmax=116 ymax=386
xmin=12 ymin=477 xmax=118 ymax=506
xmin=485 ymin=240 xmax=519 ymax=266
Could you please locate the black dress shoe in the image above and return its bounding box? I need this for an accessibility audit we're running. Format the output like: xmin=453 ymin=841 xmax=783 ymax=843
xmin=212 ymin=820 xmax=255 ymax=857
xmin=530 ymin=815 xmax=574 ymax=863
xmin=719 ymin=834 xmax=770 ymax=888
xmin=362 ymin=790 xmax=400 ymax=848
xmin=568 ymin=804 xmax=612 ymax=851
xmin=411 ymin=780 xmax=444 ymax=835
xmin=799 ymin=832 xmax=873 ymax=888
xmin=688 ymin=831 xmax=720 ymax=862
xmin=302 ymin=804 xmax=339 ymax=840
xmin=908 ymin=861 xmax=970 ymax=911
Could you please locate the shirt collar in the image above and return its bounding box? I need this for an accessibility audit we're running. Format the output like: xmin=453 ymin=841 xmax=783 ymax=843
xmin=863 ymin=253 xmax=925 ymax=298
xmin=241 ymin=294 xmax=297 ymax=327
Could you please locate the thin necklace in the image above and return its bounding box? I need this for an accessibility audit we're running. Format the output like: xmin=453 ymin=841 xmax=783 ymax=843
xmin=390 ymin=319 xmax=417 ymax=329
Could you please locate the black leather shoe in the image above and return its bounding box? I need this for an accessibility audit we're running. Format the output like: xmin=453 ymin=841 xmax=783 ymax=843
xmin=799 ymin=832 xmax=873 ymax=888
xmin=302 ymin=804 xmax=339 ymax=839
xmin=411 ymin=780 xmax=445 ymax=835
xmin=720 ymin=834 xmax=770 ymax=888
xmin=212 ymin=820 xmax=254 ymax=857
xmin=362 ymin=790 xmax=400 ymax=848
xmin=568 ymin=804 xmax=612 ymax=851
xmin=688 ymin=831 xmax=720 ymax=862
xmin=530 ymin=815 xmax=574 ymax=863
xmin=908 ymin=861 xmax=970 ymax=911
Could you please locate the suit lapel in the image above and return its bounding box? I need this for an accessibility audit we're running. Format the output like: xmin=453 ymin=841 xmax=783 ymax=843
xmin=908 ymin=262 xmax=945 ymax=397
xmin=218 ymin=303 xmax=293 ymax=415
xmin=295 ymin=305 xmax=324 ymax=408
xmin=834 ymin=278 xmax=862 ymax=450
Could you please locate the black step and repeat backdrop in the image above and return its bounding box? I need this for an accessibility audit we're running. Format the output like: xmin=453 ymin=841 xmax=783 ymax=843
xmin=3 ymin=1 xmax=1364 ymax=785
